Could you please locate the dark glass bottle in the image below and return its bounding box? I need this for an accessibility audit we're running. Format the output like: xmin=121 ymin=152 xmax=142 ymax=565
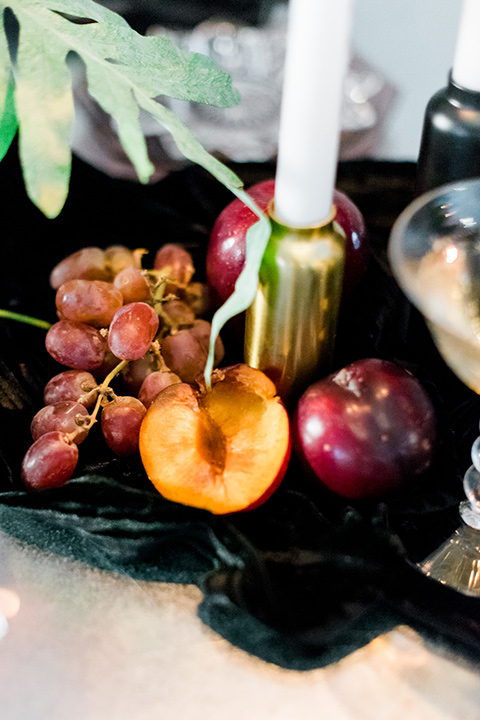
xmin=416 ymin=76 xmax=480 ymax=195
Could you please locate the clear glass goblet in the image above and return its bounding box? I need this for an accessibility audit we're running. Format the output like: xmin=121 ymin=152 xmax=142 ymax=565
xmin=389 ymin=178 xmax=480 ymax=596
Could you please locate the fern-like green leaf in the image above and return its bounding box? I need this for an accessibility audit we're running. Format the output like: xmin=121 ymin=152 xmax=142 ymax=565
xmin=0 ymin=0 xmax=242 ymax=216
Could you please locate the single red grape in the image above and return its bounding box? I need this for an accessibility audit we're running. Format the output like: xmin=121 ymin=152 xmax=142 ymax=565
xmin=104 ymin=245 xmax=136 ymax=276
xmin=44 ymin=370 xmax=98 ymax=408
xmin=101 ymin=396 xmax=146 ymax=456
xmin=121 ymin=353 xmax=157 ymax=395
xmin=21 ymin=431 xmax=79 ymax=490
xmin=49 ymin=247 xmax=109 ymax=289
xmin=153 ymin=244 xmax=195 ymax=288
xmin=138 ymin=370 xmax=182 ymax=408
xmin=108 ymin=302 xmax=159 ymax=361
xmin=55 ymin=279 xmax=124 ymax=328
xmin=46 ymin=320 xmax=107 ymax=371
xmin=113 ymin=267 xmax=151 ymax=304
xmin=161 ymin=319 xmax=224 ymax=383
xmin=161 ymin=300 xmax=195 ymax=329
xmin=31 ymin=401 xmax=90 ymax=444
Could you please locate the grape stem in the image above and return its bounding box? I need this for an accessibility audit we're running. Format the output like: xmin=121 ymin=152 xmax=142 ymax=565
xmin=150 ymin=275 xmax=168 ymax=314
xmin=0 ymin=309 xmax=52 ymax=330
xmin=151 ymin=340 xmax=169 ymax=370
xmin=75 ymin=359 xmax=129 ymax=436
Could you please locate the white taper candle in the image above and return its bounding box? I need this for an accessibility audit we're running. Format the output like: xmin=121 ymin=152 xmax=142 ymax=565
xmin=274 ymin=0 xmax=353 ymax=228
xmin=452 ymin=0 xmax=480 ymax=92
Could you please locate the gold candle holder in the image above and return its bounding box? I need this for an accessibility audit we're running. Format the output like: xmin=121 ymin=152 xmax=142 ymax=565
xmin=244 ymin=204 xmax=346 ymax=404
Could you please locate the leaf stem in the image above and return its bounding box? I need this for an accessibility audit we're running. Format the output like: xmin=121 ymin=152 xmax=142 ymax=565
xmin=0 ymin=309 xmax=52 ymax=330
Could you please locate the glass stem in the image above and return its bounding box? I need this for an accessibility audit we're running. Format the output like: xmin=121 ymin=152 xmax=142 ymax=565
xmin=460 ymin=436 xmax=480 ymax=529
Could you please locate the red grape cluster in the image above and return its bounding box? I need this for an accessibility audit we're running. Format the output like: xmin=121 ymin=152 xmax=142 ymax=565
xmin=21 ymin=243 xmax=224 ymax=491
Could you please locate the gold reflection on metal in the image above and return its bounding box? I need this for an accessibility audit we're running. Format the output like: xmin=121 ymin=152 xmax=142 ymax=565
xmin=244 ymin=205 xmax=345 ymax=404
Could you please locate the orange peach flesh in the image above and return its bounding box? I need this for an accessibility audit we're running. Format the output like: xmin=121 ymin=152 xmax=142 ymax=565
xmin=139 ymin=365 xmax=290 ymax=514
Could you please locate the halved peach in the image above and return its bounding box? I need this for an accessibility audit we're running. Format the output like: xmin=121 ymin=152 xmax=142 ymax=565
xmin=139 ymin=364 xmax=291 ymax=514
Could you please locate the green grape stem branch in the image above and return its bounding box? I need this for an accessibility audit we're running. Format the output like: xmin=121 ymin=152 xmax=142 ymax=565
xmin=0 ymin=308 xmax=52 ymax=330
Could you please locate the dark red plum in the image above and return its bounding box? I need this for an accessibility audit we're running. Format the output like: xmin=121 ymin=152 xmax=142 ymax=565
xmin=293 ymin=358 xmax=437 ymax=500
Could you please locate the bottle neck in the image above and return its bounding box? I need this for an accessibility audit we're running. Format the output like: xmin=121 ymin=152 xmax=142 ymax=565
xmin=446 ymin=73 xmax=480 ymax=110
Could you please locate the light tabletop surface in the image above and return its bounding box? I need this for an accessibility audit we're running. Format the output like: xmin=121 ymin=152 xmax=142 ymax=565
xmin=0 ymin=530 xmax=479 ymax=720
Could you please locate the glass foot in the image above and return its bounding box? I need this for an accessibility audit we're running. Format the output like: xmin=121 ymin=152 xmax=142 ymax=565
xmin=419 ymin=523 xmax=480 ymax=596
xmin=419 ymin=437 xmax=480 ymax=596
xmin=419 ymin=439 xmax=480 ymax=595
